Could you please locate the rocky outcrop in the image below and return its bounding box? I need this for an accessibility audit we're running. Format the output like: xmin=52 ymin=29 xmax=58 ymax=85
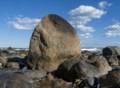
xmin=55 ymin=54 xmax=112 ymax=88
xmin=27 ymin=14 xmax=81 ymax=72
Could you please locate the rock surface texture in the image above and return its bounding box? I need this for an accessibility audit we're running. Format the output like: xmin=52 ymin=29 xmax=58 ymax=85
xmin=27 ymin=14 xmax=81 ymax=71
xmin=100 ymin=68 xmax=120 ymax=88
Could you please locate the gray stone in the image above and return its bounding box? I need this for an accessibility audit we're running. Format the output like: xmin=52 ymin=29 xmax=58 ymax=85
xmin=6 ymin=62 xmax=20 ymax=69
xmin=0 ymin=72 xmax=33 ymax=88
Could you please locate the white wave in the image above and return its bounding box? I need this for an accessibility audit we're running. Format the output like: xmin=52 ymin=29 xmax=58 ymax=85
xmin=81 ymin=48 xmax=101 ymax=52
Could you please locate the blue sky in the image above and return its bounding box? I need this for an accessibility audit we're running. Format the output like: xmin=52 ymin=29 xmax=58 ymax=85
xmin=0 ymin=0 xmax=120 ymax=48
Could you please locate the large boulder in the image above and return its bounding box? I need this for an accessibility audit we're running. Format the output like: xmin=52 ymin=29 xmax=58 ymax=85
xmin=27 ymin=14 xmax=81 ymax=71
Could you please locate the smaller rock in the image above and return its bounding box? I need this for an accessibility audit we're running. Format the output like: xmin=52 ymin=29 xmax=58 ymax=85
xmin=0 ymin=56 xmax=7 ymax=68
xmin=70 ymin=55 xmax=111 ymax=88
xmin=100 ymin=68 xmax=120 ymax=88
xmin=6 ymin=62 xmax=20 ymax=69
xmin=87 ymin=55 xmax=112 ymax=76
xmin=7 ymin=57 xmax=27 ymax=69
xmin=106 ymin=55 xmax=119 ymax=66
xmin=0 ymin=72 xmax=33 ymax=88
xmin=55 ymin=58 xmax=80 ymax=82
xmin=81 ymin=51 xmax=93 ymax=60
xmin=117 ymin=55 xmax=120 ymax=65
xmin=0 ymin=69 xmax=46 ymax=81
xmin=103 ymin=46 xmax=120 ymax=57
xmin=107 ymin=68 xmax=120 ymax=86
xmin=33 ymin=77 xmax=72 ymax=88
xmin=23 ymin=70 xmax=46 ymax=80
xmin=78 ymin=77 xmax=100 ymax=88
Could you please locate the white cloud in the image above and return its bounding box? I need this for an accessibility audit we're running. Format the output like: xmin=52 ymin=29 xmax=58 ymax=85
xmin=69 ymin=5 xmax=106 ymax=38
xmin=8 ymin=17 xmax=41 ymax=30
xmin=105 ymin=22 xmax=120 ymax=37
xmin=76 ymin=25 xmax=95 ymax=33
xmin=81 ymin=33 xmax=93 ymax=38
xmin=70 ymin=5 xmax=106 ymax=18
xmin=99 ymin=1 xmax=111 ymax=9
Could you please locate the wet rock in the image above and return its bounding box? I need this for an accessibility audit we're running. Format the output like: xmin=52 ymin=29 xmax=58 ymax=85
xmin=27 ymin=14 xmax=81 ymax=72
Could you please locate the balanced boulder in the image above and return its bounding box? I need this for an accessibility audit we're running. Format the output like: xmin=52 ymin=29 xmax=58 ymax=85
xmin=27 ymin=14 xmax=81 ymax=71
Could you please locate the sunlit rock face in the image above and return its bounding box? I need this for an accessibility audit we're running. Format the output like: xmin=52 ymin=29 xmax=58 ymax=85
xmin=27 ymin=14 xmax=81 ymax=72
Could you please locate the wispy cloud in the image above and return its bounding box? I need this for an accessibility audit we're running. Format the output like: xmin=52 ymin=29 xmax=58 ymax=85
xmin=99 ymin=1 xmax=112 ymax=9
xmin=69 ymin=5 xmax=106 ymax=38
xmin=81 ymin=33 xmax=93 ymax=38
xmin=8 ymin=16 xmax=41 ymax=30
xmin=105 ymin=22 xmax=120 ymax=37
